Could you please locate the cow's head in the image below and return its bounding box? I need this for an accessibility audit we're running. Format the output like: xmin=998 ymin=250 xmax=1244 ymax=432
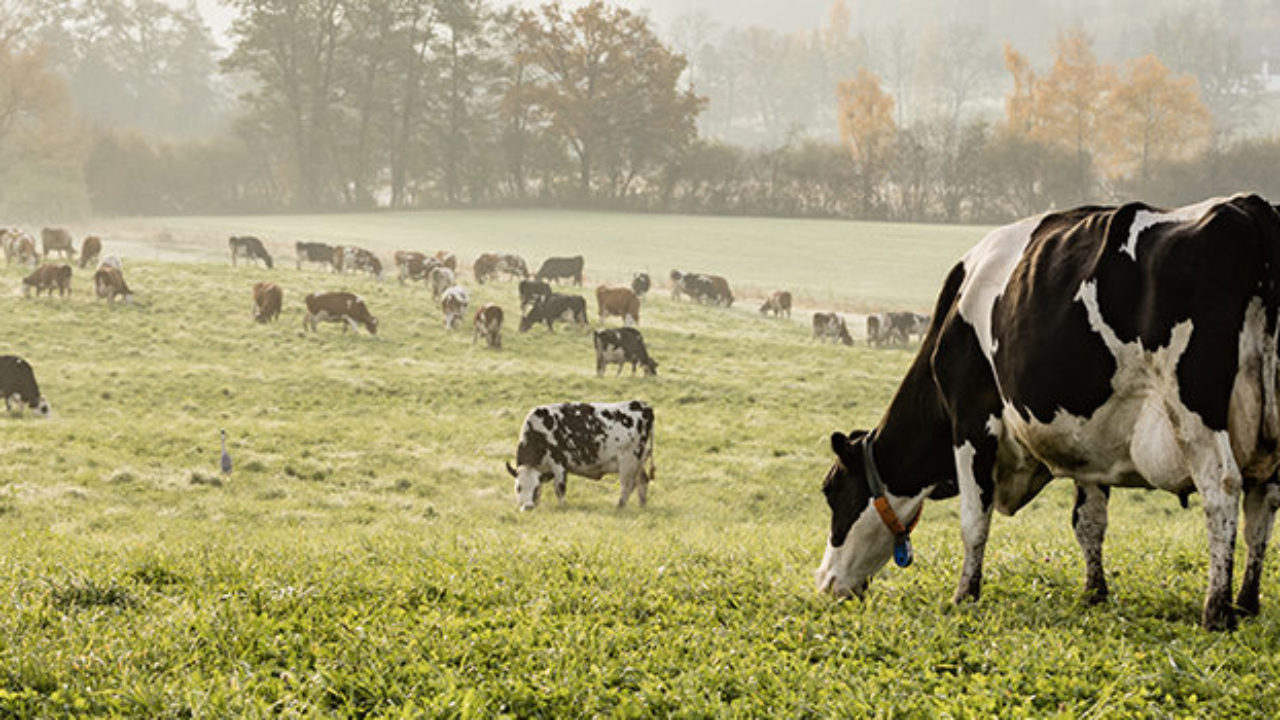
xmin=518 ymin=305 xmax=540 ymax=333
xmin=507 ymin=462 xmax=545 ymax=511
xmin=815 ymin=430 xmax=896 ymax=598
xmin=364 ymin=315 xmax=380 ymax=335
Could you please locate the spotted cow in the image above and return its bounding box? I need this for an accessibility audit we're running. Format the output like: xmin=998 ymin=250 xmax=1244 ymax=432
xmin=1 ymin=355 xmax=50 ymax=417
xmin=472 ymin=304 xmax=504 ymax=348
xmin=812 ymin=312 xmax=853 ymax=346
xmin=760 ymin=291 xmax=792 ymax=318
xmin=816 ymin=195 xmax=1280 ymax=631
xmin=303 ymin=291 xmax=378 ymax=334
xmin=229 ymin=236 xmax=274 ymax=268
xmin=506 ymin=400 xmax=656 ymax=510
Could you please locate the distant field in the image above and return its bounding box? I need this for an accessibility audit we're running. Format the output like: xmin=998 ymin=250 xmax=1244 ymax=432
xmin=1 ymin=214 xmax=1276 ymax=715
xmin=84 ymin=209 xmax=985 ymax=312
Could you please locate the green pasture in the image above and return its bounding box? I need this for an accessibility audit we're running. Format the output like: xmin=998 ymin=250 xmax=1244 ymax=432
xmin=0 ymin=214 xmax=1277 ymax=717
xmin=84 ymin=209 xmax=981 ymax=312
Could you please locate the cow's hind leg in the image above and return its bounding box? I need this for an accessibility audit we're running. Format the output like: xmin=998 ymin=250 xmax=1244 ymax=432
xmin=1237 ymin=475 xmax=1280 ymax=616
xmin=1193 ymin=432 xmax=1243 ymax=630
xmin=953 ymin=439 xmax=996 ymax=603
xmin=1072 ymin=482 xmax=1110 ymax=603
xmin=616 ymin=456 xmax=639 ymax=508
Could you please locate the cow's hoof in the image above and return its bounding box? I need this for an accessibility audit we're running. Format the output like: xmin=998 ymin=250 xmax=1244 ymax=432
xmin=1202 ymin=601 xmax=1238 ymax=631
xmin=1235 ymin=593 xmax=1261 ymax=618
xmin=1082 ymin=583 xmax=1109 ymax=606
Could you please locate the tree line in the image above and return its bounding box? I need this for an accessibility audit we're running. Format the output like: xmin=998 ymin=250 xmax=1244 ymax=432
xmin=1 ymin=0 xmax=1278 ymax=223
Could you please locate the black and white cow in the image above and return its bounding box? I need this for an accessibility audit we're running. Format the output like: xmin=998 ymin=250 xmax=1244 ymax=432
xmin=296 ymin=241 xmax=335 ymax=270
xmin=506 ymin=400 xmax=656 ymax=510
xmin=816 ymin=195 xmax=1280 ymax=631
xmin=594 ymin=327 xmax=658 ymax=377
xmin=1 ymin=355 xmax=50 ymax=417
xmin=519 ymin=293 xmax=589 ymax=332
xmin=535 ymin=255 xmax=584 ymax=285
xmin=631 ymin=272 xmax=651 ymax=298
xmin=229 ymin=236 xmax=274 ymax=268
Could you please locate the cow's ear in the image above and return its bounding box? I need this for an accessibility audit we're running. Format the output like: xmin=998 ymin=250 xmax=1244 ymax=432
xmin=505 ymin=462 xmax=518 ymax=478
xmin=830 ymin=430 xmax=866 ymax=467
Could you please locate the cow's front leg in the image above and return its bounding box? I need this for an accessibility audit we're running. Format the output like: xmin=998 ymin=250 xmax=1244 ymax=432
xmin=1196 ymin=440 xmax=1242 ymax=630
xmin=953 ymin=441 xmax=994 ymax=603
xmin=553 ymin=468 xmax=568 ymax=506
xmin=1236 ymin=475 xmax=1280 ymax=616
xmin=1072 ymin=483 xmax=1110 ymax=603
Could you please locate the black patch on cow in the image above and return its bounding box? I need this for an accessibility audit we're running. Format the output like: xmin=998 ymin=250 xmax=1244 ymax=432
xmin=0 ymin=355 xmax=42 ymax=408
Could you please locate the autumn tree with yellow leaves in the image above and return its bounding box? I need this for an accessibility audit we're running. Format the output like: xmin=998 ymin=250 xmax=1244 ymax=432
xmin=837 ymin=68 xmax=897 ymax=216
xmin=1104 ymin=54 xmax=1211 ymax=182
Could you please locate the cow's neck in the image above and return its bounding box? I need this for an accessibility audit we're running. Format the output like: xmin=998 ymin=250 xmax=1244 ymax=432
xmin=869 ymin=348 xmax=955 ymax=498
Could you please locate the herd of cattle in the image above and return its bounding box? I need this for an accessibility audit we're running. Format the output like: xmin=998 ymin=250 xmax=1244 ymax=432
xmin=2 ymin=228 xmax=132 ymax=304
xmin=42 ymin=205 xmax=1280 ymax=633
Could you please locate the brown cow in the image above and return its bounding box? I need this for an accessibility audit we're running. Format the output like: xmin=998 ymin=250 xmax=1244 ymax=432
xmin=41 ymin=228 xmax=75 ymax=260
xmin=23 ymin=264 xmax=72 ymax=297
xmin=759 ymin=290 xmax=792 ymax=318
xmin=473 ymin=253 xmax=499 ymax=283
xmin=472 ymin=304 xmax=504 ymax=348
xmin=94 ymin=266 xmax=133 ymax=304
xmin=333 ymin=246 xmax=382 ymax=278
xmin=304 ymin=291 xmax=378 ymax=334
xmin=596 ymin=285 xmax=640 ymax=326
xmin=3 ymin=230 xmax=37 ymax=266
xmin=253 ymin=282 xmax=283 ymax=323
xmin=79 ymin=235 xmax=102 ymax=269
xmin=435 ymin=250 xmax=457 ymax=271
xmin=473 ymin=252 xmax=526 ymax=283
xmin=812 ymin=312 xmax=853 ymax=346
xmin=394 ymin=251 xmax=438 ymax=284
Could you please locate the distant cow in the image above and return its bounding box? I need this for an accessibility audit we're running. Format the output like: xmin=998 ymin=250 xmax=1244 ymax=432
xmin=253 ymin=282 xmax=283 ymax=323
xmin=596 ymin=285 xmax=640 ymax=325
xmin=78 ymin=236 xmax=102 ymax=269
xmin=434 ymin=250 xmax=457 ymax=271
xmin=430 ymin=266 xmax=457 ymax=300
xmin=473 ymin=304 xmax=504 ymax=348
xmin=23 ymin=264 xmax=72 ymax=297
xmin=669 ymin=270 xmax=719 ymax=305
xmin=594 ymin=327 xmax=658 ymax=377
xmin=889 ymin=311 xmax=930 ymax=343
xmin=333 ymin=246 xmax=382 ymax=278
xmin=866 ymin=313 xmax=887 ymax=346
xmin=3 ymin=230 xmax=37 ymax=266
xmin=93 ymin=266 xmax=133 ymax=304
xmin=760 ymin=291 xmax=792 ymax=318
xmin=395 ymin=250 xmax=438 ymax=284
xmin=1 ymin=355 xmax=50 ymax=417
xmin=474 ymin=252 xmax=528 ymax=283
xmin=507 ymin=400 xmax=656 ymax=510
xmin=631 ymin=272 xmax=651 ymax=297
xmin=519 ymin=293 xmax=589 ymax=332
xmin=706 ymin=275 xmax=734 ymax=307
xmin=441 ymin=285 xmax=470 ymax=329
xmin=519 ymin=279 xmax=552 ymax=311
xmin=230 ymin=236 xmax=273 ymax=268
xmin=812 ymin=312 xmax=853 ymax=345
xmin=536 ymin=255 xmax=584 ymax=285
xmin=304 ymin=291 xmax=378 ymax=334
xmin=41 ymin=228 xmax=74 ymax=260
xmin=97 ymin=256 xmax=122 ymax=272
xmin=296 ymin=241 xmax=335 ymax=270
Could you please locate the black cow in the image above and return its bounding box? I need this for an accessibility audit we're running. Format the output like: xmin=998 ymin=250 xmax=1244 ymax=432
xmin=631 ymin=272 xmax=651 ymax=297
xmin=816 ymin=195 xmax=1280 ymax=631
xmin=535 ymin=256 xmax=584 ymax=285
xmin=519 ymin=293 xmax=589 ymax=332
xmin=519 ymin=279 xmax=552 ymax=311
xmin=1 ymin=355 xmax=50 ymax=416
xmin=230 ymin=236 xmax=274 ymax=269
xmin=296 ymin=241 xmax=335 ymax=270
xmin=594 ymin=327 xmax=658 ymax=377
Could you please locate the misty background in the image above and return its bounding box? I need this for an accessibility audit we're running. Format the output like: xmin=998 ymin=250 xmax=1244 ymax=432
xmin=2 ymin=0 xmax=1279 ymax=222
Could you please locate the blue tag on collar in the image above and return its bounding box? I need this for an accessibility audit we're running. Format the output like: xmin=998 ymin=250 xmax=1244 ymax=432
xmin=894 ymin=534 xmax=914 ymax=568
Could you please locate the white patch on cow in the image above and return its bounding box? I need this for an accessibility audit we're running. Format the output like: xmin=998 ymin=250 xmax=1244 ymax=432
xmin=814 ymin=488 xmax=928 ymax=598
xmin=1121 ymin=197 xmax=1221 ymax=260
xmin=957 ymin=214 xmax=1045 ymax=362
xmin=1230 ymin=297 xmax=1280 ymax=477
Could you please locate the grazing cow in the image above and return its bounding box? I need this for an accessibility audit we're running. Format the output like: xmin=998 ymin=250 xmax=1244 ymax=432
xmin=395 ymin=250 xmax=439 ymax=284
xmin=434 ymin=250 xmax=457 ymax=271
xmin=866 ymin=313 xmax=886 ymax=346
xmin=303 ymin=291 xmax=378 ymax=334
xmin=706 ymin=274 xmax=734 ymax=307
xmin=535 ymin=255 xmax=584 ymax=285
xmin=473 ymin=253 xmax=499 ymax=283
xmin=475 ymin=253 xmax=529 ymax=283
xmin=519 ymin=293 xmax=589 ymax=332
xmin=812 ymin=312 xmax=854 ymax=345
xmin=333 ymin=246 xmax=382 ymax=278
xmin=97 ymin=256 xmax=122 ymax=272
xmin=519 ymin=279 xmax=552 ymax=311
xmin=891 ymin=311 xmax=930 ymax=342
xmin=23 ymin=264 xmax=72 ymax=297
xmin=760 ymin=291 xmax=792 ymax=318
xmin=1 ymin=355 xmax=50 ymax=417
xmin=252 ymin=282 xmax=283 ymax=323
xmin=93 ymin=266 xmax=133 ymax=304
xmin=441 ymin=285 xmax=470 ymax=329
xmin=631 ymin=272 xmax=651 ymax=297
xmin=429 ymin=266 xmax=457 ymax=300
xmin=669 ymin=270 xmax=718 ymax=304
xmin=472 ymin=304 xmax=504 ymax=348
xmin=815 ymin=195 xmax=1280 ymax=631
xmin=229 ymin=236 xmax=274 ymax=268
xmin=506 ymin=400 xmax=656 ymax=510
xmin=79 ymin=235 xmax=102 ymax=269
xmin=596 ymin=285 xmax=640 ymax=325
xmin=594 ymin=327 xmax=658 ymax=377
xmin=41 ymin=228 xmax=75 ymax=260
xmin=296 ymin=241 xmax=335 ymax=270
xmin=4 ymin=230 xmax=37 ymax=266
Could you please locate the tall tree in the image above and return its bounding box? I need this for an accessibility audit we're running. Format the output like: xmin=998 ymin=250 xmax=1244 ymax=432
xmin=1105 ymin=54 xmax=1211 ymax=182
xmin=1028 ymin=28 xmax=1113 ymax=203
xmin=837 ymin=67 xmax=896 ymax=216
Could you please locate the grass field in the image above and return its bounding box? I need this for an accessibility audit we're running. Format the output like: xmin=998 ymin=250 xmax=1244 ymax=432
xmin=1 ymin=211 xmax=1278 ymax=716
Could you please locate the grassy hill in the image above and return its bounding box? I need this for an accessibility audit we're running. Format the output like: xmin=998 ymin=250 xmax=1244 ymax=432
xmin=0 ymin=213 xmax=1275 ymax=716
